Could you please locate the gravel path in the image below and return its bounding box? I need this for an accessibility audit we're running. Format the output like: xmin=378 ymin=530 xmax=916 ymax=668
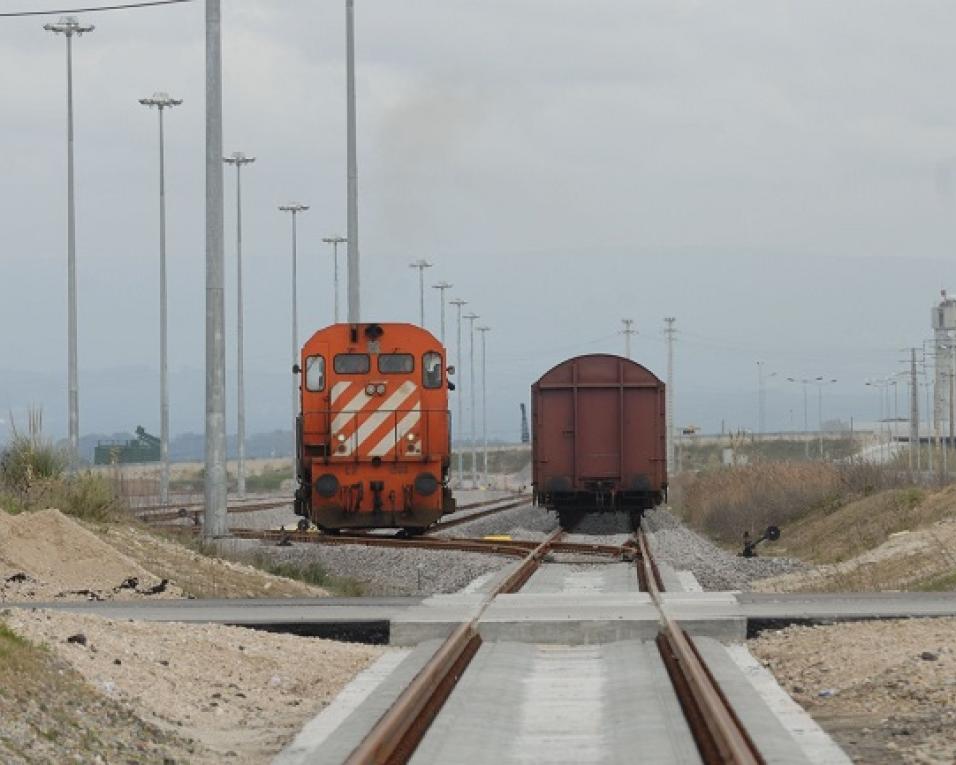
xmin=432 ymin=503 xmax=557 ymax=540
xmin=642 ymin=507 xmax=803 ymax=591
xmin=248 ymin=541 xmax=511 ymax=597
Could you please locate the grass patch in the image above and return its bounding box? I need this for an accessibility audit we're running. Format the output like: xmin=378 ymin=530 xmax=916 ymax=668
xmin=245 ymin=466 xmax=289 ymax=493
xmin=912 ymin=568 xmax=956 ymax=591
xmin=1 ymin=473 xmax=129 ymax=522
xmin=252 ymin=556 xmax=365 ymax=597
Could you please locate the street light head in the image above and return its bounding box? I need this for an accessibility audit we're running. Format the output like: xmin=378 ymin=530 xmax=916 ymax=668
xmin=223 ymin=151 xmax=255 ymax=165
xmin=322 ymin=236 xmax=347 ymax=244
xmin=409 ymin=259 xmax=433 ymax=269
xmin=476 ymin=325 xmax=491 ymax=332
xmin=449 ymin=298 xmax=467 ymax=307
xmin=139 ymin=92 xmax=183 ymax=109
xmin=432 ymin=281 xmax=452 ymax=290
xmin=278 ymin=203 xmax=309 ymax=213
xmin=44 ymin=16 xmax=94 ymax=35
xmin=464 ymin=312 xmax=479 ymax=321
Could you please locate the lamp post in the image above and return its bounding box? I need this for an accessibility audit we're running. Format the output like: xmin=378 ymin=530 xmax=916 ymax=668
xmin=432 ymin=281 xmax=452 ymax=344
xmin=409 ymin=259 xmax=432 ymax=326
xmin=322 ymin=236 xmax=347 ymax=323
xmin=140 ymin=92 xmax=182 ymax=506
xmin=786 ymin=376 xmax=820 ymax=458
xmin=476 ymin=326 xmax=490 ymax=487
xmin=464 ymin=312 xmax=480 ymax=488
xmin=223 ymin=152 xmax=255 ymax=498
xmin=45 ymin=15 xmax=94 ymax=460
xmin=278 ymin=203 xmax=309 ymax=480
xmin=449 ymin=298 xmax=467 ymax=486
xmin=814 ymin=378 xmax=838 ymax=459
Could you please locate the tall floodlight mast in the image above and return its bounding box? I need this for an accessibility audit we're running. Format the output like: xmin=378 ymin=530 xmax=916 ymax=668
xmin=621 ymin=319 xmax=636 ymax=359
xmin=432 ymin=281 xmax=452 ymax=344
xmin=322 ymin=236 xmax=347 ymax=323
xmin=139 ymin=91 xmax=182 ymax=506
xmin=279 ymin=203 xmax=310 ymax=482
xmin=223 ymin=151 xmax=255 ymax=498
xmin=44 ymin=15 xmax=94 ymax=460
xmin=203 ymin=0 xmax=228 ymax=539
xmin=464 ymin=312 xmax=480 ymax=488
xmin=449 ymin=298 xmax=467 ymax=486
xmin=345 ymin=0 xmax=360 ymax=322
xmin=409 ymin=259 xmax=433 ymax=326
xmin=477 ymin=326 xmax=491 ymax=487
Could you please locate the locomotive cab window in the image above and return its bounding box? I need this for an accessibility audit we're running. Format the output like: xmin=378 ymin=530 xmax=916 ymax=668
xmin=423 ymin=352 xmax=442 ymax=389
xmin=378 ymin=353 xmax=414 ymax=373
xmin=305 ymin=355 xmax=325 ymax=391
xmin=334 ymin=353 xmax=370 ymax=374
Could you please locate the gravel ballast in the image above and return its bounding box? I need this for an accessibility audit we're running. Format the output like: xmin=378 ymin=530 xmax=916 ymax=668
xmin=643 ymin=507 xmax=803 ymax=591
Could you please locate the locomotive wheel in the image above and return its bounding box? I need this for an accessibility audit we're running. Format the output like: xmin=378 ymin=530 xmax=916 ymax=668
xmin=296 ymin=518 xmax=310 ymax=532
xmin=398 ymin=527 xmax=426 ymax=538
xmin=318 ymin=526 xmax=341 ymax=536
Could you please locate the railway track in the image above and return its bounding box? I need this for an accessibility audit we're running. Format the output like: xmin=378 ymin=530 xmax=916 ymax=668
xmin=334 ymin=528 xmax=765 ymax=765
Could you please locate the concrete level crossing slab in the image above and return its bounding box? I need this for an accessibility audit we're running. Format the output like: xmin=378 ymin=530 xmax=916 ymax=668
xmin=409 ymin=640 xmax=703 ymax=765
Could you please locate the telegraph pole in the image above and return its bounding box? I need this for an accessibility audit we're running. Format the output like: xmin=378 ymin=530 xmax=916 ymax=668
xmin=45 ymin=15 xmax=94 ymax=460
xmin=450 ymin=298 xmax=467 ymax=486
xmin=621 ymin=319 xmax=636 ymax=359
xmin=464 ymin=312 xmax=480 ymax=488
xmin=477 ymin=326 xmax=490 ymax=488
xmin=664 ymin=318 xmax=676 ymax=474
xmin=910 ymin=348 xmax=920 ymax=472
xmin=223 ymin=152 xmax=255 ymax=498
xmin=140 ymin=92 xmax=182 ymax=506
xmin=432 ymin=281 xmax=452 ymax=344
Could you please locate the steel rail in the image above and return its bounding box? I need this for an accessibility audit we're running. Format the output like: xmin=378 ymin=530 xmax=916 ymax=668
xmin=638 ymin=531 xmax=764 ymax=765
xmin=343 ymin=529 xmax=565 ymax=765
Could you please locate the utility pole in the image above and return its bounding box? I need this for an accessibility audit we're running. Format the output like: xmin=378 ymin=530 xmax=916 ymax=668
xmin=279 ymin=203 xmax=309 ymax=481
xmin=464 ymin=312 xmax=480 ymax=488
xmin=664 ymin=318 xmax=676 ymax=474
xmin=477 ymin=326 xmax=490 ymax=488
xmin=345 ymin=0 xmax=360 ymax=323
xmin=910 ymin=348 xmax=920 ymax=472
xmin=409 ymin=259 xmax=432 ymax=326
xmin=321 ymin=236 xmax=347 ymax=323
xmin=140 ymin=92 xmax=182 ymax=506
xmin=621 ymin=319 xmax=636 ymax=359
xmin=203 ymin=0 xmax=227 ymax=539
xmin=432 ymin=281 xmax=452 ymax=344
xmin=449 ymin=298 xmax=467 ymax=486
xmin=223 ymin=152 xmax=255 ymax=498
xmin=45 ymin=15 xmax=93 ymax=460
xmin=786 ymin=377 xmax=818 ymax=459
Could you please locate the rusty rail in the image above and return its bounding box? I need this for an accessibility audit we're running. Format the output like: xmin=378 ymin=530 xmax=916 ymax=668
xmin=343 ymin=529 xmax=565 ymax=765
xmin=638 ymin=531 xmax=764 ymax=765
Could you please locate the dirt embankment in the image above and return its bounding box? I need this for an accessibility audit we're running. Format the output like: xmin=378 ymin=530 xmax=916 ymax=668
xmin=0 ymin=509 xmax=329 ymax=602
xmin=2 ymin=610 xmax=383 ymax=763
xmin=751 ymin=618 xmax=956 ymax=764
xmin=753 ymin=485 xmax=956 ymax=592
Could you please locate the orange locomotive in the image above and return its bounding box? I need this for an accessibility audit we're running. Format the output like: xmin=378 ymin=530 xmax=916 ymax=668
xmin=293 ymin=322 xmax=456 ymax=533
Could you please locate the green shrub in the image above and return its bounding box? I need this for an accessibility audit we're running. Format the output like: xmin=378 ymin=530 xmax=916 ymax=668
xmin=0 ymin=410 xmax=67 ymax=492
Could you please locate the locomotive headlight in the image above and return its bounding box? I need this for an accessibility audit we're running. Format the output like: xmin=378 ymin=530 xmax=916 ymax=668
xmin=376 ymin=383 xmax=386 ymax=395
xmin=365 ymin=383 xmax=376 ymax=395
xmin=406 ymin=433 xmax=417 ymax=441
xmin=336 ymin=433 xmax=346 ymax=443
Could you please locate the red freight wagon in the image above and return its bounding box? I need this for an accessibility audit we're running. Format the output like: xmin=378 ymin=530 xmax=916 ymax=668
xmin=531 ymin=354 xmax=667 ymax=528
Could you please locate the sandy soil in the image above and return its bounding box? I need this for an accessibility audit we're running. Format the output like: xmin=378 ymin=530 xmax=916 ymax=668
xmin=753 ymin=516 xmax=956 ymax=592
xmin=0 ymin=509 xmax=184 ymax=602
xmin=751 ymin=618 xmax=956 ymax=764
xmin=4 ymin=609 xmax=384 ymax=763
xmin=0 ymin=509 xmax=329 ymax=602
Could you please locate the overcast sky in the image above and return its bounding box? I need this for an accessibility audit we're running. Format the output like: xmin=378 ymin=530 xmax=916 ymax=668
xmin=2 ymin=0 xmax=956 ymax=443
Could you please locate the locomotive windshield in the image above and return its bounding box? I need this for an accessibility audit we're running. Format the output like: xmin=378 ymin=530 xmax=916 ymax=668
xmin=305 ymin=355 xmax=325 ymax=391
xmin=378 ymin=353 xmax=414 ymax=373
xmin=334 ymin=353 xmax=370 ymax=374
xmin=423 ymin=352 xmax=442 ymax=388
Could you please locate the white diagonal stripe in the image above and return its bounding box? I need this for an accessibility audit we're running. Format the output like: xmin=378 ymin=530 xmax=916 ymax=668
xmin=368 ymin=403 xmax=421 ymax=457
xmin=342 ymin=382 xmax=418 ymax=456
xmin=331 ymin=381 xmax=352 ymax=405
xmin=332 ymin=389 xmax=371 ymax=433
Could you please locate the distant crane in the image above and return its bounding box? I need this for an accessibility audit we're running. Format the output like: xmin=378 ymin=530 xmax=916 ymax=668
xmin=520 ymin=403 xmax=530 ymax=444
